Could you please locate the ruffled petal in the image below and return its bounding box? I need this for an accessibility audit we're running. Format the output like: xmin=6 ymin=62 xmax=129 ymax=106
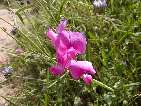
xmin=55 ymin=31 xmax=70 ymax=49
xmin=56 ymin=39 xmax=68 ymax=56
xmin=66 ymin=47 xmax=77 ymax=60
xmin=69 ymin=67 xmax=84 ymax=80
xmin=82 ymin=74 xmax=93 ymax=85
xmin=49 ymin=65 xmax=65 ymax=76
xmin=68 ymin=60 xmax=96 ymax=80
xmin=76 ymin=61 xmax=96 ymax=75
xmin=57 ymin=54 xmax=68 ymax=67
xmin=68 ymin=60 xmax=85 ymax=80
xmin=56 ymin=47 xmax=77 ymax=67
xmin=70 ymin=32 xmax=87 ymax=54
xmin=55 ymin=31 xmax=73 ymax=66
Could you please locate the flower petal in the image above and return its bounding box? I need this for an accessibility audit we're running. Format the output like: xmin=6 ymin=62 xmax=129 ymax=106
xmin=70 ymin=32 xmax=87 ymax=54
xmin=56 ymin=39 xmax=68 ymax=56
xmin=76 ymin=61 xmax=96 ymax=75
xmin=56 ymin=19 xmax=67 ymax=33
xmin=68 ymin=60 xmax=85 ymax=80
xmin=57 ymin=54 xmax=68 ymax=66
xmin=56 ymin=47 xmax=77 ymax=67
xmin=68 ymin=60 xmax=96 ymax=80
xmin=69 ymin=66 xmax=84 ymax=80
xmin=49 ymin=65 xmax=65 ymax=76
xmin=82 ymin=74 xmax=93 ymax=85
xmin=55 ymin=31 xmax=70 ymax=49
xmin=66 ymin=47 xmax=77 ymax=60
xmin=47 ymin=28 xmax=58 ymax=45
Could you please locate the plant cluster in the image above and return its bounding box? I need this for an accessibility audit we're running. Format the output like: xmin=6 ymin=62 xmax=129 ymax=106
xmin=3 ymin=0 xmax=141 ymax=105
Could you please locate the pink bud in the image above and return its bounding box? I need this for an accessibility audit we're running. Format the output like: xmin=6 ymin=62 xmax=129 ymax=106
xmin=15 ymin=48 xmax=23 ymax=54
xmin=82 ymin=74 xmax=93 ymax=85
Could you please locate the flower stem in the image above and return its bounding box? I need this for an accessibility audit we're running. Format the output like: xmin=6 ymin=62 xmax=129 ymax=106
xmin=47 ymin=71 xmax=68 ymax=89
xmin=93 ymin=79 xmax=114 ymax=92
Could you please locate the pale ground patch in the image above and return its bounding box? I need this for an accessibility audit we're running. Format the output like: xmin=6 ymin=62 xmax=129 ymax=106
xmin=0 ymin=9 xmax=17 ymax=106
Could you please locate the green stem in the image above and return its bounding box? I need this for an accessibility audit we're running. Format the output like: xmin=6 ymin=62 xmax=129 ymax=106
xmin=93 ymin=79 xmax=114 ymax=92
xmin=47 ymin=71 xmax=68 ymax=89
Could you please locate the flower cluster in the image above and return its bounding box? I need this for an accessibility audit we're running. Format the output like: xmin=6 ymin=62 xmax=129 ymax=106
xmin=46 ymin=19 xmax=96 ymax=85
xmin=1 ymin=66 xmax=13 ymax=76
xmin=93 ymin=0 xmax=107 ymax=8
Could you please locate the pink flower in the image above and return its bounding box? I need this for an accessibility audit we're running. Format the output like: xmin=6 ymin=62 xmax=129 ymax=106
xmin=46 ymin=19 xmax=87 ymax=55
xmin=49 ymin=60 xmax=96 ymax=83
xmin=82 ymin=74 xmax=93 ymax=85
xmin=46 ymin=19 xmax=96 ymax=85
xmin=55 ymin=31 xmax=87 ymax=55
xmin=55 ymin=31 xmax=70 ymax=50
xmin=46 ymin=19 xmax=87 ymax=66
xmin=68 ymin=60 xmax=96 ymax=80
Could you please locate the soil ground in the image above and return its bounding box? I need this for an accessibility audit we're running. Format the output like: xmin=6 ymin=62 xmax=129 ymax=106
xmin=0 ymin=9 xmax=16 ymax=106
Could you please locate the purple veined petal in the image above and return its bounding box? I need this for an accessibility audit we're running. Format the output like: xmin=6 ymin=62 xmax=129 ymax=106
xmin=75 ymin=60 xmax=96 ymax=75
xmin=47 ymin=28 xmax=58 ymax=45
xmin=70 ymin=32 xmax=87 ymax=54
xmin=57 ymin=54 xmax=69 ymax=67
xmin=66 ymin=47 xmax=77 ymax=60
xmin=56 ymin=38 xmax=68 ymax=56
xmin=56 ymin=19 xmax=67 ymax=33
xmin=82 ymin=74 xmax=93 ymax=85
xmin=49 ymin=65 xmax=65 ymax=76
xmin=55 ymin=38 xmax=68 ymax=66
xmin=68 ymin=60 xmax=96 ymax=80
xmin=55 ymin=31 xmax=71 ymax=49
xmin=56 ymin=47 xmax=77 ymax=67
xmin=69 ymin=67 xmax=85 ymax=80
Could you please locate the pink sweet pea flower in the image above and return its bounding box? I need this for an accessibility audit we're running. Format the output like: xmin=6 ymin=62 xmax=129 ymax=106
xmin=46 ymin=19 xmax=87 ymax=55
xmin=55 ymin=31 xmax=87 ymax=55
xmin=68 ymin=60 xmax=96 ymax=80
xmin=46 ymin=19 xmax=96 ymax=85
xmin=46 ymin=19 xmax=87 ymax=66
xmin=82 ymin=74 xmax=93 ymax=85
xmin=46 ymin=19 xmax=67 ymax=46
xmin=46 ymin=21 xmax=69 ymax=53
xmin=54 ymin=31 xmax=87 ymax=67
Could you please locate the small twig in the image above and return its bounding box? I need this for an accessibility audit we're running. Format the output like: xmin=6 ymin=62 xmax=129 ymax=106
xmin=93 ymin=79 xmax=114 ymax=92
xmin=0 ymin=27 xmax=17 ymax=41
xmin=47 ymin=71 xmax=68 ymax=89
xmin=0 ymin=17 xmax=14 ymax=27
xmin=128 ymin=93 xmax=141 ymax=105
xmin=0 ymin=96 xmax=16 ymax=106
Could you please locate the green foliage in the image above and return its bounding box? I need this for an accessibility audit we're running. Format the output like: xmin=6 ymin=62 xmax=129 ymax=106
xmin=7 ymin=0 xmax=141 ymax=105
